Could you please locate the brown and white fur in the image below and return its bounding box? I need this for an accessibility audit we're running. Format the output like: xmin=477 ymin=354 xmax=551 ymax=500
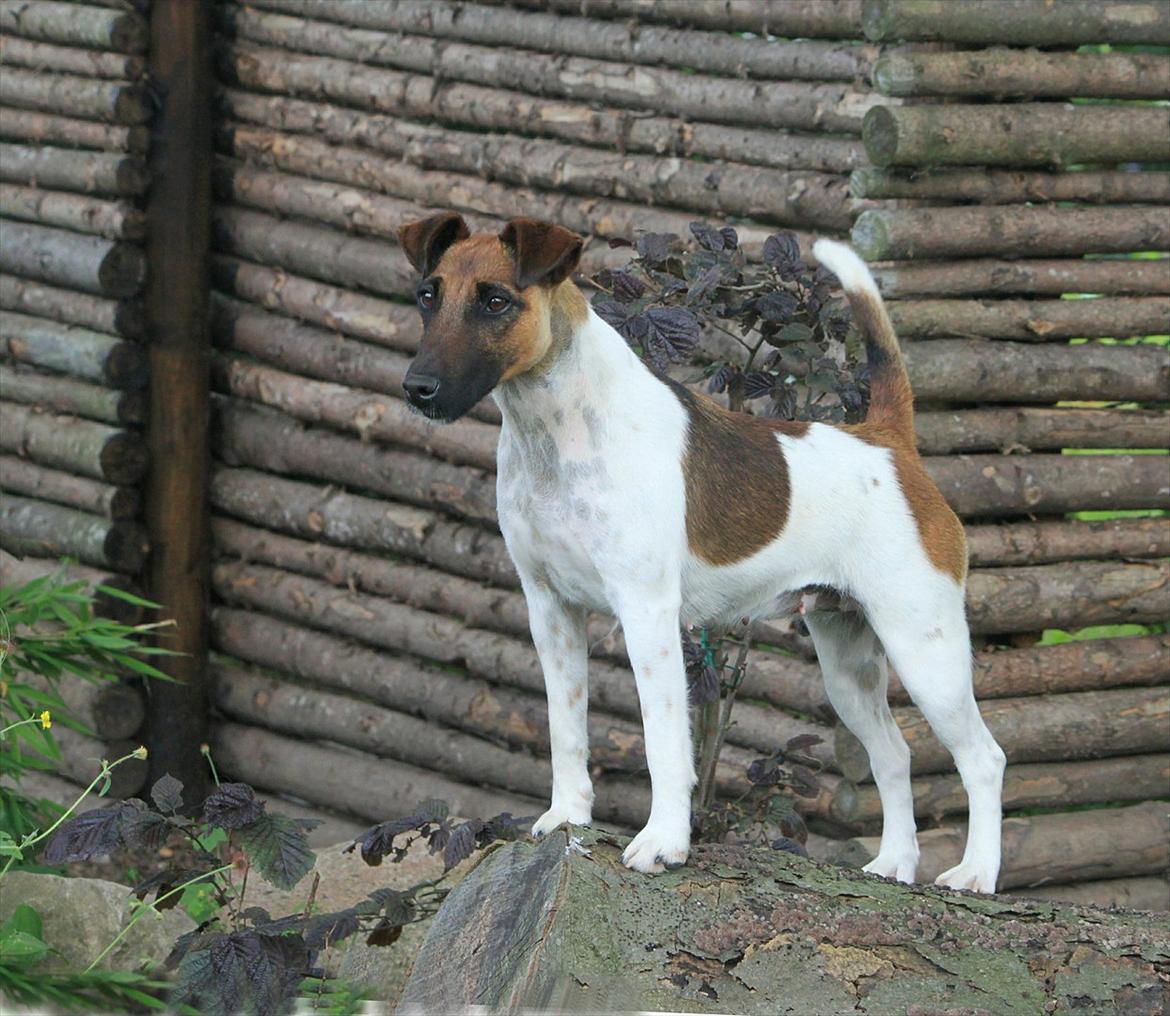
xmin=400 ymin=213 xmax=1007 ymax=892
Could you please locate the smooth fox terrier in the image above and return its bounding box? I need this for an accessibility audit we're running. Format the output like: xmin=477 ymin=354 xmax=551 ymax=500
xmin=400 ymin=213 xmax=1007 ymax=893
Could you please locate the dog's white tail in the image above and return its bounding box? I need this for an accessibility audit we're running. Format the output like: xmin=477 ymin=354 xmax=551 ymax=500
xmin=814 ymin=239 xmax=913 ymax=438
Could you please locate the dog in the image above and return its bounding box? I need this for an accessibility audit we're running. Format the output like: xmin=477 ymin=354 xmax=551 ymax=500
xmin=399 ymin=213 xmax=1007 ymax=893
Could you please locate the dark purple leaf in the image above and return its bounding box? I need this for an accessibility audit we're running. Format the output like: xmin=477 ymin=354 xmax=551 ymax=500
xmin=636 ymin=232 xmax=679 ymax=264
xmin=770 ymin=836 xmax=808 ymax=856
xmin=366 ymin=921 xmax=403 ymax=947
xmin=607 ymin=235 xmax=633 ymax=248
xmin=689 ymin=221 xmax=728 ymax=252
xmin=785 ymin=734 xmax=824 ymax=753
xmin=745 ymin=759 xmax=781 ymax=786
xmin=592 ymin=295 xmax=628 ymax=332
xmin=643 ymin=306 xmax=700 ymax=362
xmin=763 ymin=232 xmax=805 ymax=280
xmin=150 ymin=774 xmax=184 ymax=814
xmin=756 ymin=290 xmax=797 ymax=323
xmin=202 ymin=783 xmax=265 ymax=830
xmin=707 ymin=364 xmax=736 ymax=394
xmin=442 ymin=819 xmax=483 ymax=871
xmin=236 ymin=813 xmax=315 ymax=891
xmin=742 ymin=371 xmax=775 ymax=400
xmin=43 ymin=803 xmax=129 ymax=863
xmin=612 ymin=271 xmax=647 ymax=303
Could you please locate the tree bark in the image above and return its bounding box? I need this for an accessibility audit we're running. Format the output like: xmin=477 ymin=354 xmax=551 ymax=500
xmin=211 ymin=721 xmax=542 ymax=825
xmin=1 ymin=312 xmax=148 ymax=388
xmin=0 ymin=0 xmax=148 ymax=52
xmin=864 ymin=0 xmax=1170 ymax=45
xmin=214 ymin=355 xmax=499 ymax=472
xmin=212 ymin=256 xmax=421 ymax=353
xmin=0 ymin=143 xmax=148 ymax=197
xmin=915 ymin=406 xmax=1170 ymax=455
xmin=48 ymin=727 xmax=147 ymax=800
xmin=213 ymin=398 xmax=498 ymax=524
xmin=864 ymin=103 xmax=1170 ymax=168
xmin=852 ymin=166 xmax=1170 ymax=204
xmin=0 ymin=401 xmax=147 ymax=484
xmin=0 ymin=36 xmax=146 ymax=80
xmin=0 ymin=67 xmax=150 ymax=125
xmin=835 ymin=686 xmax=1170 ymax=780
xmin=247 ymin=0 xmax=877 ymax=81
xmin=0 ymin=108 xmax=148 ymax=154
xmin=1012 ymin=877 xmax=1169 ymax=912
xmin=905 ymin=339 xmax=1170 ymax=404
xmin=923 ymin=451 xmax=1170 ymax=515
xmin=400 ymin=827 xmax=1170 ymax=1015
xmin=854 ymin=206 xmax=1170 ymax=260
xmin=965 ymin=518 xmax=1170 ymax=567
xmin=0 ymin=454 xmax=141 ymax=520
xmin=0 ymin=364 xmax=146 ymax=425
xmin=0 ymin=275 xmax=143 ymax=338
xmin=20 ymin=672 xmax=145 ymax=741
xmin=210 ymin=293 xmax=500 ymax=426
xmin=0 ymin=548 xmax=143 ymax=624
xmin=0 ymin=494 xmax=147 ymax=572
xmin=873 ymin=48 xmax=1170 ymax=99
xmin=218 ymin=30 xmax=882 ymax=134
xmin=0 ymin=222 xmax=146 ymax=297
xmin=838 ymin=801 xmax=1170 ymax=889
xmin=873 ymin=257 xmax=1170 ymax=297
xmin=888 ymin=296 xmax=1170 ymax=340
xmin=830 ymin=754 xmax=1170 ymax=828
xmin=0 ymin=185 xmax=146 ymax=241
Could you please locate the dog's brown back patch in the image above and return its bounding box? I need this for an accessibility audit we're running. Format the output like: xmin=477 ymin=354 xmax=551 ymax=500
xmin=669 ymin=382 xmax=808 ymax=566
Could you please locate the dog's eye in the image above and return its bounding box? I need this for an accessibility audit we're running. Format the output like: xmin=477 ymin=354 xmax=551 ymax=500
xmin=484 ymin=294 xmax=511 ymax=315
xmin=417 ymin=286 xmax=436 ymax=310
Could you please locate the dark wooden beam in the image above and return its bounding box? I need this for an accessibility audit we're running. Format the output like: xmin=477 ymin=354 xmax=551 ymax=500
xmin=143 ymin=0 xmax=212 ymax=797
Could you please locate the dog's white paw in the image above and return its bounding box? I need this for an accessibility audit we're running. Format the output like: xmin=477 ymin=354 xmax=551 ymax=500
xmin=621 ymin=821 xmax=690 ymax=874
xmin=531 ymin=805 xmax=591 ymax=839
xmin=935 ymin=862 xmax=997 ymax=894
xmin=862 ymin=849 xmax=918 ymax=884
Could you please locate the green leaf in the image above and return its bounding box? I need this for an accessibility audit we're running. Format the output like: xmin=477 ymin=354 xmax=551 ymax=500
xmin=237 ymin=813 xmax=315 ymax=891
xmin=1 ymin=905 xmax=43 ymax=941
xmin=0 ymin=929 xmax=50 ymax=965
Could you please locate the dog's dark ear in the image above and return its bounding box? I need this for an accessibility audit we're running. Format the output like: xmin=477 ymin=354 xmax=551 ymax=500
xmin=398 ymin=212 xmax=470 ymax=276
xmin=500 ymin=218 xmax=584 ymax=289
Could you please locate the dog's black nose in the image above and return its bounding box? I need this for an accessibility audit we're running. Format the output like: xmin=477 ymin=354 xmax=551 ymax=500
xmin=403 ymin=373 xmax=441 ymax=402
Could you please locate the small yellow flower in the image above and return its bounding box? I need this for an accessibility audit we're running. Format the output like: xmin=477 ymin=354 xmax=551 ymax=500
xmin=39 ymin=710 xmax=51 ymax=730
xmin=133 ymin=745 xmax=148 ymax=760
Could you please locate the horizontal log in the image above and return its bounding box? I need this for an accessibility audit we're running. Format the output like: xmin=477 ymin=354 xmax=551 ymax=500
xmin=854 ymin=207 xmax=1170 ymax=261
xmin=0 ymin=401 xmax=147 ymax=484
xmin=212 ymin=662 xmax=653 ymax=830
xmin=835 ymin=686 xmax=1170 ymax=781
xmin=0 ymin=143 xmax=148 ymax=196
xmin=219 ymin=29 xmax=882 ymax=134
xmin=864 ymin=103 xmax=1170 ymax=168
xmin=20 ymin=671 xmax=145 ymax=740
xmin=219 ymin=123 xmax=795 ymax=255
xmin=0 ymin=275 xmax=143 ymax=338
xmin=0 ymin=0 xmax=148 ymax=52
xmin=1 ymin=312 xmax=148 ymax=388
xmin=212 ymin=721 xmax=542 ymax=826
xmin=210 ymin=466 xmax=517 ymax=587
xmin=0 ymin=184 xmax=146 ymax=240
xmin=48 ymin=727 xmax=146 ymax=799
xmin=965 ymin=518 xmax=1170 ymax=568
xmin=873 ymin=48 xmax=1170 ymax=100
xmin=214 ymin=355 xmax=499 ymax=471
xmin=213 ymin=397 xmax=498 ymax=524
xmin=874 ymin=258 xmax=1170 ymax=298
xmin=210 ymin=293 xmax=500 ymax=426
xmin=0 ymin=493 xmax=147 ymax=571
xmin=248 ymin=0 xmax=876 ymax=81
xmin=0 ymin=67 xmax=149 ymax=124
xmin=0 ymin=364 xmax=146 ymax=425
xmin=0 ymin=221 xmax=145 ymax=297
xmin=0 ymin=454 xmax=140 ymax=520
xmin=0 ymin=35 xmax=146 ymax=79
xmin=905 ymin=339 xmax=1170 ymax=404
xmin=0 ymin=108 xmax=148 ymax=153
xmin=889 ymin=296 xmax=1170 ymax=341
xmin=836 ymin=801 xmax=1170 ymax=890
xmin=830 ymin=754 xmax=1170 ymax=828
xmin=863 ymin=0 xmax=1170 ymax=45
xmin=1010 ymin=877 xmax=1169 ymax=912
xmin=0 ymin=547 xmax=142 ymax=624
xmin=924 ymin=452 xmax=1170 ymax=516
xmin=915 ymin=406 xmax=1170 ymax=455
xmin=852 ymin=167 xmax=1170 ymax=205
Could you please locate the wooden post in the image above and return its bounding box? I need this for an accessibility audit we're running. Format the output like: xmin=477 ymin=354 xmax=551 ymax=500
xmin=143 ymin=1 xmax=212 ymax=798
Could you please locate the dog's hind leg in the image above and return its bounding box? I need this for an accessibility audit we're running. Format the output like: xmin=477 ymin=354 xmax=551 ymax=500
xmin=864 ymin=586 xmax=1006 ymax=894
xmin=805 ymin=609 xmax=920 ymax=883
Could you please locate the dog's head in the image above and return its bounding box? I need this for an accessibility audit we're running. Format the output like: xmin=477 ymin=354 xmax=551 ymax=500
xmin=398 ymin=213 xmax=585 ymax=422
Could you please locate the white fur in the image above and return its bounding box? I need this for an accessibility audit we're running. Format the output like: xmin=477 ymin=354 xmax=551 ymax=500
xmin=496 ymin=293 xmax=1005 ymax=890
xmin=813 ymin=238 xmax=881 ymax=297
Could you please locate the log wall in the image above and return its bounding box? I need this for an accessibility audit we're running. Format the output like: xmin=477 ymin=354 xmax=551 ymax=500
xmin=2 ymin=0 xmax=1166 ymax=907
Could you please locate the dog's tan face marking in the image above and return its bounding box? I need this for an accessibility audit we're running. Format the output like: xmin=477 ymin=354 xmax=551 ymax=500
xmin=669 ymin=382 xmax=809 ymax=566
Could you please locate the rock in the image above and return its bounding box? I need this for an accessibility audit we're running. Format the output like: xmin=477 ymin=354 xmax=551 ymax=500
xmin=398 ymin=828 xmax=1170 ymax=1015
xmin=0 ymin=871 xmax=193 ymax=974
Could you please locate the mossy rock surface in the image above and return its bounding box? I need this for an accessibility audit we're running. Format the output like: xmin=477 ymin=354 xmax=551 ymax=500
xmin=399 ymin=828 xmax=1170 ymax=1014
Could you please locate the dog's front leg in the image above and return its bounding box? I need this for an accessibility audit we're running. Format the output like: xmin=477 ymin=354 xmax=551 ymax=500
xmin=617 ymin=599 xmax=696 ymax=873
xmin=524 ymin=581 xmax=594 ymax=838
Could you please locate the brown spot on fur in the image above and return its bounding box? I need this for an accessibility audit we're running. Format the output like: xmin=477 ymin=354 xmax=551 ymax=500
xmin=668 ymin=382 xmax=808 ymax=566
xmin=568 ymin=684 xmax=584 ymax=705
